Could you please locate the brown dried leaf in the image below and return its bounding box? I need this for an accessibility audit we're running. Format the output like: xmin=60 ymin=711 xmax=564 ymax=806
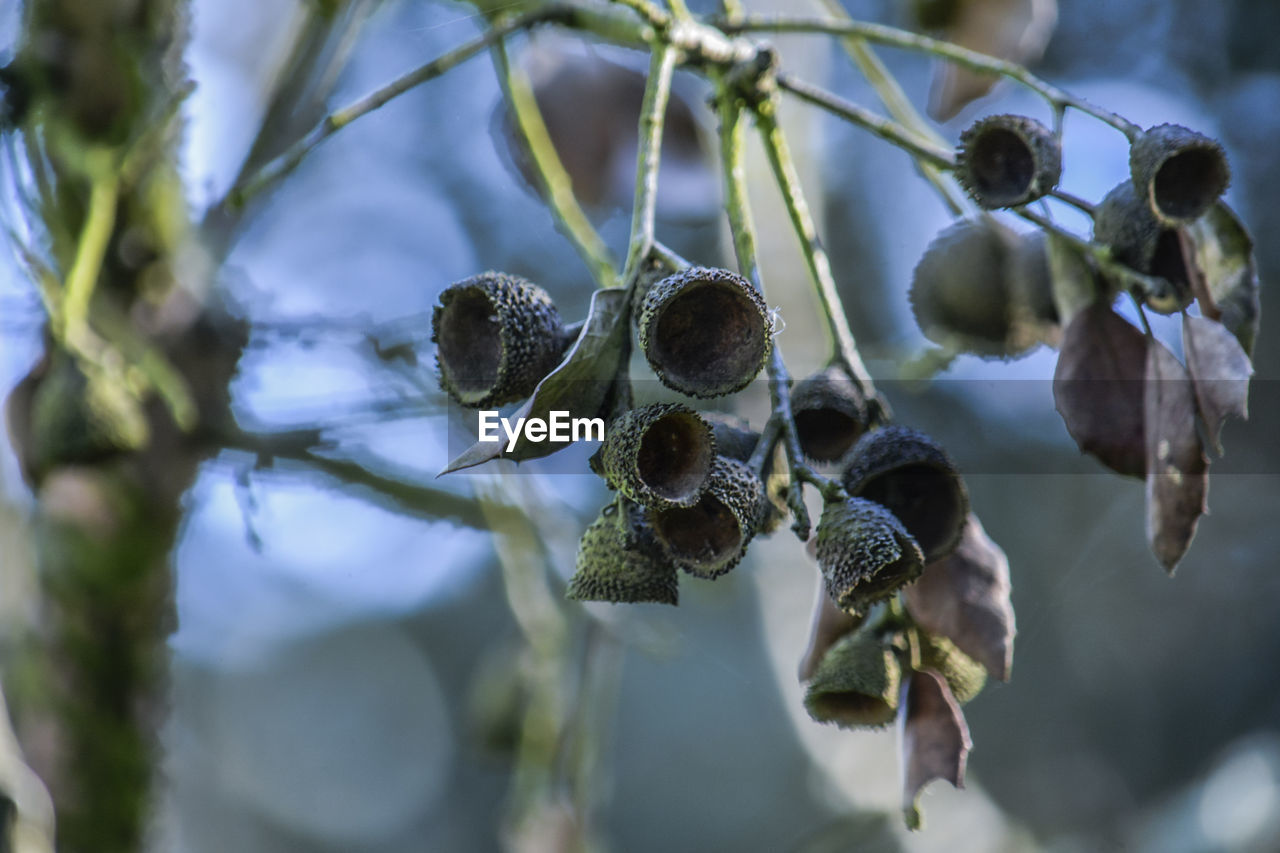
xmin=1144 ymin=340 xmax=1208 ymax=573
xmin=1187 ymin=202 xmax=1260 ymax=357
xmin=928 ymin=0 xmax=1058 ymax=120
xmin=899 ymin=670 xmax=972 ymax=830
xmin=1053 ymin=302 xmax=1148 ymax=478
xmin=798 ymin=574 xmax=864 ymax=681
xmin=904 ymin=514 xmax=1015 ymax=681
xmin=1182 ymin=315 xmax=1252 ymax=455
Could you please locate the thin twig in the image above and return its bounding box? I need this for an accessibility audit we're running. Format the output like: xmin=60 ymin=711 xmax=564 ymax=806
xmin=611 ymin=0 xmax=672 ymax=30
xmin=621 ymin=44 xmax=679 ymax=286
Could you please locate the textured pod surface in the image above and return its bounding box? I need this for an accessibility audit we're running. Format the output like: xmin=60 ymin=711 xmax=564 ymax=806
xmin=1094 ymin=182 xmax=1193 ymax=313
xmin=803 ymin=628 xmax=902 ymax=729
xmin=432 ymin=272 xmax=565 ymax=408
xmin=638 ymin=267 xmax=772 ymax=398
xmin=651 ymin=456 xmax=764 ymax=579
xmin=1130 ymin=124 xmax=1230 ymax=225
xmin=791 ymin=367 xmax=870 ymax=463
xmin=910 ymin=219 xmax=1036 ymax=359
xmin=920 ymin=634 xmax=987 ymax=705
xmin=600 ymin=404 xmax=714 ymax=509
xmin=841 ymin=427 xmax=969 ymax=563
xmin=566 ymin=507 xmax=679 ymax=605
xmin=816 ymin=497 xmax=926 ymax=612
xmin=956 ymin=114 xmax=1062 ymax=209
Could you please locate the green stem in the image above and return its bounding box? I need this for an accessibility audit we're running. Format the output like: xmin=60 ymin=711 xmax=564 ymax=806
xmin=61 ymin=160 xmax=119 ymax=339
xmin=621 ymin=44 xmax=679 ymax=286
xmin=490 ymin=41 xmax=618 ymax=289
xmin=611 ymin=0 xmax=672 ymax=30
xmin=666 ymin=0 xmax=693 ymax=21
xmin=1015 ymin=206 xmax=1171 ymax=301
xmin=726 ymin=15 xmax=1141 ymax=138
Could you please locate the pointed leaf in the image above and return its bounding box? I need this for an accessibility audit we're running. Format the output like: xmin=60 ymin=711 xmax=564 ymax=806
xmin=904 ymin=514 xmax=1015 ymax=681
xmin=441 ymin=288 xmax=629 ymax=474
xmin=1045 ymin=230 xmax=1099 ymax=327
xmin=1053 ymin=302 xmax=1148 ymax=477
xmin=1144 ymin=340 xmax=1208 ymax=572
xmin=1188 ymin=202 xmax=1260 ymax=356
xmin=1182 ymin=314 xmax=1252 ymax=455
xmin=898 ymin=670 xmax=972 ymax=830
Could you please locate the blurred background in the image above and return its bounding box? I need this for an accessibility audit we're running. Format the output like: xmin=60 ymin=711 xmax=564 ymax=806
xmin=1 ymin=0 xmax=1278 ymax=851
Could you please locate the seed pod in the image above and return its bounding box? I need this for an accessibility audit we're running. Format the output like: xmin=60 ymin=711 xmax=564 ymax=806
xmin=909 ymin=219 xmax=1038 ymax=359
xmin=638 ymin=267 xmax=772 ymax=398
xmin=1008 ymin=230 xmax=1060 ymax=330
xmin=700 ymin=412 xmax=789 ymax=534
xmin=650 ymin=456 xmax=764 ymax=579
xmin=919 ymin=634 xmax=987 ymax=705
xmin=816 ymin=497 xmax=926 ymax=612
xmin=956 ymin=114 xmax=1061 ymax=209
xmin=1129 ymin=124 xmax=1230 ymax=225
xmin=1093 ymin=181 xmax=1193 ymax=313
xmin=803 ymin=628 xmax=902 ymax=728
xmin=700 ymin=411 xmax=760 ymax=463
xmin=432 ymin=272 xmax=566 ymax=408
xmin=841 ymin=427 xmax=968 ymax=563
xmin=791 ymin=367 xmax=870 ymax=463
xmin=600 ymin=404 xmax=715 ymax=509
xmin=566 ymin=506 xmax=679 ymax=605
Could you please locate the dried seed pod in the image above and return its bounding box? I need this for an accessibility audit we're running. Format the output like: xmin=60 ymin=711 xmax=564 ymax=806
xmin=1008 ymin=230 xmax=1060 ymax=331
xmin=700 ymin=411 xmax=789 ymax=534
xmin=1094 ymin=181 xmax=1194 ymax=313
xmin=841 ymin=427 xmax=969 ymax=563
xmin=432 ymin=272 xmax=566 ymax=408
xmin=791 ymin=367 xmax=871 ymax=463
xmin=566 ymin=506 xmax=678 ymax=605
xmin=1130 ymin=124 xmax=1230 ymax=225
xmin=600 ymin=404 xmax=714 ymax=508
xmin=650 ymin=456 xmax=764 ymax=579
xmin=803 ymin=628 xmax=902 ymax=728
xmin=700 ymin=411 xmax=760 ymax=463
xmin=919 ymin=634 xmax=987 ymax=705
xmin=910 ymin=219 xmax=1038 ymax=359
xmin=638 ymin=267 xmax=772 ymax=398
xmin=816 ymin=497 xmax=926 ymax=612
xmin=956 ymin=114 xmax=1061 ymax=209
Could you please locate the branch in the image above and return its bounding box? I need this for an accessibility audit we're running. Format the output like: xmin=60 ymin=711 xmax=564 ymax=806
xmin=621 ymin=43 xmax=680 ymax=285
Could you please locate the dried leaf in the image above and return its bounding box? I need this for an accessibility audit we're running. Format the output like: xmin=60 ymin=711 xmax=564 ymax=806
xmin=1045 ymin=231 xmax=1100 ymax=328
xmin=1187 ymin=203 xmax=1260 ymax=357
xmin=1144 ymin=340 xmax=1208 ymax=573
xmin=928 ymin=0 xmax=1058 ymax=120
xmin=799 ymin=575 xmax=864 ymax=681
xmin=1053 ymin=302 xmax=1148 ymax=477
xmin=441 ymin=288 xmax=629 ymax=474
xmin=904 ymin=514 xmax=1015 ymax=681
xmin=899 ymin=670 xmax=972 ymax=830
xmin=1182 ymin=315 xmax=1251 ymax=455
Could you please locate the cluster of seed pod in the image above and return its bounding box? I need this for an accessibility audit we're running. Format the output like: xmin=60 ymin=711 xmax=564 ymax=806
xmin=914 ymin=113 xmax=1231 ymax=354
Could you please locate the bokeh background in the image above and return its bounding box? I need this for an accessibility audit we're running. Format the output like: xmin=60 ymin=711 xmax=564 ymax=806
xmin=1 ymin=0 xmax=1278 ymax=850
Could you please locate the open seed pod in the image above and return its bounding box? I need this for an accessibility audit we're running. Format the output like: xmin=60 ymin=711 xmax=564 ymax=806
xmin=919 ymin=634 xmax=987 ymax=705
xmin=700 ymin=411 xmax=789 ymax=534
xmin=841 ymin=426 xmax=969 ymax=563
xmin=956 ymin=114 xmax=1062 ymax=209
xmin=791 ymin=367 xmax=871 ymax=463
xmin=910 ymin=219 xmax=1039 ymax=359
xmin=638 ymin=267 xmax=772 ymax=398
xmin=816 ymin=497 xmax=926 ymax=613
xmin=1129 ymin=124 xmax=1230 ymax=226
xmin=1094 ymin=181 xmax=1194 ymax=313
xmin=432 ymin=272 xmax=566 ymax=408
xmin=600 ymin=403 xmax=714 ymax=509
xmin=650 ymin=455 xmax=764 ymax=579
xmin=567 ymin=505 xmax=679 ymax=605
xmin=803 ymin=627 xmax=902 ymax=728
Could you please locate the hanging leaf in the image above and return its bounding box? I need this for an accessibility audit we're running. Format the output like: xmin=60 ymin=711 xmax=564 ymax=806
xmin=904 ymin=513 xmax=1015 ymax=681
xmin=798 ymin=576 xmax=864 ymax=681
xmin=898 ymin=669 xmax=972 ymax=830
xmin=441 ymin=288 xmax=629 ymax=474
xmin=1045 ymin=231 xmax=1102 ymax=331
xmin=1144 ymin=340 xmax=1208 ymax=573
xmin=1053 ymin=302 xmax=1148 ymax=478
xmin=1187 ymin=203 xmax=1260 ymax=357
xmin=1182 ymin=314 xmax=1251 ymax=455
xmin=927 ymin=0 xmax=1058 ymax=121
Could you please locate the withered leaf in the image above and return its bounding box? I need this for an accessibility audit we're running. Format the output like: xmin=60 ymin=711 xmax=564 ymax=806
xmin=798 ymin=574 xmax=864 ymax=682
xmin=1045 ymin=230 xmax=1102 ymax=327
xmin=1182 ymin=314 xmax=1251 ymax=455
xmin=1052 ymin=302 xmax=1148 ymax=478
xmin=899 ymin=669 xmax=972 ymax=830
xmin=928 ymin=0 xmax=1058 ymax=120
xmin=1144 ymin=340 xmax=1208 ymax=573
xmin=1187 ymin=202 xmax=1260 ymax=357
xmin=904 ymin=513 xmax=1015 ymax=681
xmin=441 ymin=288 xmax=629 ymax=474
